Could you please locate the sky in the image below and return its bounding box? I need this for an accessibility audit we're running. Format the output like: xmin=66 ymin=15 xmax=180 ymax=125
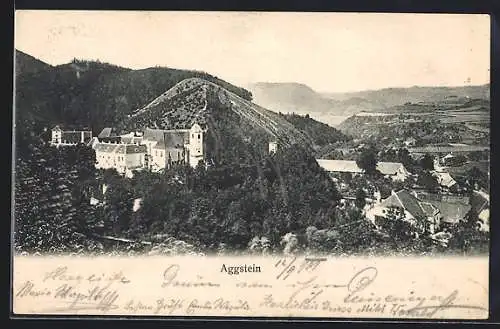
xmin=15 ymin=11 xmax=490 ymax=93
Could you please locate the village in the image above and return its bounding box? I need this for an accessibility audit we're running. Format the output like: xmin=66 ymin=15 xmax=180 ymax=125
xmin=49 ymin=119 xmax=490 ymax=250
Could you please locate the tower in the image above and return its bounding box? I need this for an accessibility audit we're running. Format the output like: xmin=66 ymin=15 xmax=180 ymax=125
xmin=188 ymin=123 xmax=204 ymax=168
xmin=51 ymin=126 xmax=62 ymax=145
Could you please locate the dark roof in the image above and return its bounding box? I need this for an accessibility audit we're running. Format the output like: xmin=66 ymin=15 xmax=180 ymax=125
xmin=143 ymin=128 xmax=189 ymax=148
xmin=94 ymin=143 xmax=120 ymax=153
xmin=98 ymin=128 xmax=117 ymax=138
xmin=60 ymin=132 xmax=85 ymax=144
xmin=379 ymin=190 xmax=438 ymax=219
xmin=123 ymin=144 xmax=147 ymax=154
xmin=121 ymin=136 xmax=143 ymax=144
xmin=426 ymin=200 xmax=471 ymax=224
xmin=164 ymin=131 xmax=188 ymax=148
xmin=143 ymin=128 xmax=166 ymax=142
xmin=394 ymin=190 xmax=426 ymax=218
xmin=470 ymin=190 xmax=489 ymax=216
xmin=94 ymin=143 xmax=146 ymax=154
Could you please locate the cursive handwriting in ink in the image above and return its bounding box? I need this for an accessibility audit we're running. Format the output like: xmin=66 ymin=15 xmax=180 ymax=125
xmin=51 ymin=282 xmax=120 ymax=312
xmin=43 ymin=266 xmax=130 ymax=285
xmin=162 ymin=264 xmax=220 ymax=288
xmin=344 ymin=267 xmax=378 ymax=303
xmin=402 ymin=290 xmax=488 ymax=318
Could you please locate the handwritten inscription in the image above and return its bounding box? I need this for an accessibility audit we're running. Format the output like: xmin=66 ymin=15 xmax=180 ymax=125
xmin=274 ymin=257 xmax=325 ymax=280
xmin=12 ymin=257 xmax=488 ymax=318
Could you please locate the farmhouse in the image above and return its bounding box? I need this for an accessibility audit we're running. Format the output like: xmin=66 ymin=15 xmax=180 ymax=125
xmin=316 ymin=159 xmax=410 ymax=181
xmin=366 ymin=189 xmax=441 ymax=234
xmin=432 ymin=171 xmax=457 ymax=189
xmin=50 ymin=125 xmax=92 ymax=147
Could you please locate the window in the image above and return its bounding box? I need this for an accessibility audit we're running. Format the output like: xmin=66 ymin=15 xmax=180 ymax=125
xmin=198 ymin=134 xmax=200 ymax=140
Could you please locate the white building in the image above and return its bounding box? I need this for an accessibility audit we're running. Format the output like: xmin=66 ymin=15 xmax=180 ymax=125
xmin=316 ymin=159 xmax=411 ymax=182
xmin=366 ymin=189 xmax=441 ymax=234
xmin=50 ymin=125 xmax=92 ymax=147
xmin=269 ymin=141 xmax=278 ymax=154
xmin=142 ymin=123 xmax=205 ymax=171
xmin=94 ymin=141 xmax=147 ymax=178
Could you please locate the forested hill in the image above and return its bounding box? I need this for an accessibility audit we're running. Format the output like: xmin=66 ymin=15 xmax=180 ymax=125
xmin=15 ymin=50 xmax=53 ymax=76
xmin=279 ymin=113 xmax=350 ymax=147
xmin=120 ymin=77 xmax=315 ymax=165
xmin=14 ymin=50 xmax=253 ymax=143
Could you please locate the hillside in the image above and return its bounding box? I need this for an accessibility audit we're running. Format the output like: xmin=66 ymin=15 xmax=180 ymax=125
xmin=15 ymin=50 xmax=53 ymax=76
xmin=14 ymin=50 xmax=253 ymax=144
xmin=278 ymin=113 xmax=350 ymax=147
xmin=121 ymin=78 xmax=318 ymax=164
xmin=248 ymin=82 xmax=490 ymax=119
xmin=248 ymin=82 xmax=345 ymax=115
xmin=325 ymin=85 xmax=490 ymax=106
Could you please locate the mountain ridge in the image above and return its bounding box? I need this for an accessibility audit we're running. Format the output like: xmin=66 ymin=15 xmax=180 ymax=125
xmin=14 ymin=50 xmax=253 ymax=138
xmin=248 ymin=81 xmax=490 ymax=118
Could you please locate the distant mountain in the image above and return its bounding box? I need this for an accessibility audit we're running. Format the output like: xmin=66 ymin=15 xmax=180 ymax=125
xmin=248 ymin=82 xmax=344 ymax=115
xmin=324 ymin=85 xmax=490 ymax=108
xmin=247 ymin=82 xmax=490 ymax=119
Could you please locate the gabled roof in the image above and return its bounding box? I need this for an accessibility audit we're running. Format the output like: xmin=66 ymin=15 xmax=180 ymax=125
xmin=316 ymin=159 xmax=407 ymax=176
xmin=432 ymin=171 xmax=457 ymax=188
xmin=377 ymin=162 xmax=406 ymax=175
xmin=98 ymin=127 xmax=116 ymax=138
xmin=379 ymin=190 xmax=439 ymax=219
xmin=94 ymin=143 xmax=121 ymax=153
xmin=164 ymin=131 xmax=188 ymax=148
xmin=94 ymin=143 xmax=146 ymax=154
xmin=428 ymin=201 xmax=471 ymax=224
xmin=470 ymin=190 xmax=489 ymax=215
xmin=143 ymin=128 xmax=166 ymax=142
xmin=143 ymin=128 xmax=189 ymax=148
xmin=316 ymin=160 xmax=361 ymax=173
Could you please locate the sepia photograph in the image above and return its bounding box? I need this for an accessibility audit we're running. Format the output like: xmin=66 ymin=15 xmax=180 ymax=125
xmin=12 ymin=11 xmax=491 ymax=319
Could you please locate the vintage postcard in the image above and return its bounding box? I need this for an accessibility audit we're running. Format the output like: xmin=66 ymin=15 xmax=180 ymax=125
xmin=12 ymin=11 xmax=490 ymax=319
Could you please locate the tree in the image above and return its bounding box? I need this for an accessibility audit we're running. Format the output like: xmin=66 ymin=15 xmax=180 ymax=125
xmin=420 ymin=154 xmax=435 ymax=171
xmin=418 ymin=171 xmax=439 ymax=192
xmin=356 ymin=148 xmax=378 ymax=174
xmin=355 ymin=188 xmax=367 ymax=209
xmin=448 ymin=211 xmax=489 ymax=254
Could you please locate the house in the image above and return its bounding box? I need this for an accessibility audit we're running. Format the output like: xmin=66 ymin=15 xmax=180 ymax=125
xmin=93 ymin=141 xmax=147 ymax=178
xmin=412 ymin=191 xmax=471 ymax=227
xmin=50 ymin=125 xmax=92 ymax=147
xmin=269 ymin=141 xmax=278 ymax=154
xmin=432 ymin=171 xmax=457 ymax=189
xmin=470 ymin=190 xmax=490 ymax=232
xmin=316 ymin=159 xmax=410 ymax=181
xmin=440 ymin=153 xmax=467 ymax=167
xmin=366 ymin=189 xmax=441 ymax=234
xmin=141 ymin=123 xmax=205 ymax=171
